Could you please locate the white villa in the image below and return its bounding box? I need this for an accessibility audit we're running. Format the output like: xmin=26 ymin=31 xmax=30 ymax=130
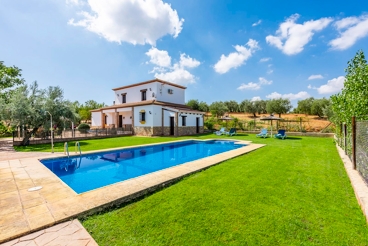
xmin=91 ymin=78 xmax=205 ymax=136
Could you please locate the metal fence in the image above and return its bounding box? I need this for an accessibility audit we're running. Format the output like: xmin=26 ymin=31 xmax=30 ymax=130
xmin=13 ymin=125 xmax=133 ymax=145
xmin=356 ymin=120 xmax=368 ymax=184
xmin=337 ymin=117 xmax=368 ymax=184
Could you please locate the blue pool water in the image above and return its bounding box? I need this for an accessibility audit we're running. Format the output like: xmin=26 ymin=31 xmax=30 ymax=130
xmin=40 ymin=140 xmax=244 ymax=193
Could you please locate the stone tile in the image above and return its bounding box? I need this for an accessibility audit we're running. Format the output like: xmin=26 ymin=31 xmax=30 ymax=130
xmin=0 ymin=190 xmax=19 ymax=200
xmin=22 ymin=197 xmax=45 ymax=209
xmin=44 ymin=221 xmax=71 ymax=233
xmin=27 ymin=212 xmax=55 ymax=230
xmin=0 ymin=184 xmax=18 ymax=194
xmin=19 ymin=191 xmax=41 ymax=202
xmin=13 ymin=240 xmax=37 ymax=246
xmin=86 ymin=239 xmax=99 ymax=246
xmin=42 ymin=190 xmax=74 ymax=203
xmin=0 ymin=238 xmax=19 ymax=246
xmin=0 ymin=220 xmax=30 ymax=243
xmin=65 ymin=239 xmax=91 ymax=246
xmin=33 ymin=231 xmax=60 ymax=246
xmin=15 ymin=181 xmax=36 ymax=191
xmin=0 ymin=210 xmax=24 ymax=225
xmin=24 ymin=204 xmax=50 ymax=218
xmin=19 ymin=230 xmax=45 ymax=241
xmin=0 ymin=196 xmax=21 ymax=210
xmin=0 ymin=203 xmax=23 ymax=217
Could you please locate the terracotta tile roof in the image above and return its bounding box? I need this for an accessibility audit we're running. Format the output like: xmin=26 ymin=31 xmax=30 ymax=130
xmin=112 ymin=78 xmax=186 ymax=91
xmin=90 ymin=100 xmax=205 ymax=114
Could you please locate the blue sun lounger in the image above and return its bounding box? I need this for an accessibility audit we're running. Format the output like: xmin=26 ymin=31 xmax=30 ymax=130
xmin=256 ymin=128 xmax=268 ymax=138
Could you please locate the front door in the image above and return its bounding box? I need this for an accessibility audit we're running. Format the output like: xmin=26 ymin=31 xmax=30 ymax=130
xmin=196 ymin=117 xmax=200 ymax=133
xmin=170 ymin=117 xmax=175 ymax=135
xmin=118 ymin=115 xmax=123 ymax=128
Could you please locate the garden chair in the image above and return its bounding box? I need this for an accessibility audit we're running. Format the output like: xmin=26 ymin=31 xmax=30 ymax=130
xmin=256 ymin=128 xmax=268 ymax=138
xmin=226 ymin=128 xmax=237 ymax=136
xmin=274 ymin=129 xmax=287 ymax=139
xmin=214 ymin=127 xmax=226 ymax=135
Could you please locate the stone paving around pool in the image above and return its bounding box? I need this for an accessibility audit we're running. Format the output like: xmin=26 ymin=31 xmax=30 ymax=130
xmin=1 ymin=220 xmax=98 ymax=246
xmin=0 ymin=139 xmax=264 ymax=244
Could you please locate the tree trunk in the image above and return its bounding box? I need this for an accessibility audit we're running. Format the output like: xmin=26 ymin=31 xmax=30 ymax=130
xmin=20 ymin=127 xmax=39 ymax=146
xmin=253 ymin=113 xmax=257 ymax=117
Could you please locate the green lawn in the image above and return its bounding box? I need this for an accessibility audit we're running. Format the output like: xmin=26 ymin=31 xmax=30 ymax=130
xmin=17 ymin=134 xmax=368 ymax=245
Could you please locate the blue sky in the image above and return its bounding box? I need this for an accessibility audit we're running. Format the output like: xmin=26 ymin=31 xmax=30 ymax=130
xmin=1 ymin=0 xmax=368 ymax=108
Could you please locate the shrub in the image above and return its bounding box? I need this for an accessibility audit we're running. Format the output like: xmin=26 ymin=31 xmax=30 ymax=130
xmin=78 ymin=123 xmax=90 ymax=133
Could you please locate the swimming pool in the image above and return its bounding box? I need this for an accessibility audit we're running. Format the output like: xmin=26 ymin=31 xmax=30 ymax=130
xmin=40 ymin=140 xmax=245 ymax=193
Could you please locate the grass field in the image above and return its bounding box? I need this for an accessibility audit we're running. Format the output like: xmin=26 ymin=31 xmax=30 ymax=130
xmin=27 ymin=133 xmax=364 ymax=245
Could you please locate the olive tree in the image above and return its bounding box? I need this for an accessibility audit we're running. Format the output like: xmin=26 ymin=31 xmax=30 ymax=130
xmin=1 ymin=81 xmax=78 ymax=145
xmin=266 ymin=98 xmax=292 ymax=117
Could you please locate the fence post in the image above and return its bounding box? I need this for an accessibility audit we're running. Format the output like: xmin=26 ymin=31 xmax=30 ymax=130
xmin=352 ymin=116 xmax=356 ymax=170
xmin=299 ymin=118 xmax=302 ymax=132
xmin=343 ymin=123 xmax=347 ymax=155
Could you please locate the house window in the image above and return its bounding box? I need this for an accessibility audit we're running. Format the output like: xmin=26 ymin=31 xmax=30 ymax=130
xmin=104 ymin=115 xmax=107 ymax=124
xmin=139 ymin=112 xmax=146 ymax=122
xmin=182 ymin=116 xmax=187 ymax=126
xmin=141 ymin=89 xmax=147 ymax=101
xmin=122 ymin=93 xmax=126 ymax=103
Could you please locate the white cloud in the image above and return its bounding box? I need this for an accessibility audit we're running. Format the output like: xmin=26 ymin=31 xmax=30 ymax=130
xmin=66 ymin=0 xmax=84 ymax=6
xmin=260 ymin=57 xmax=271 ymax=62
xmin=179 ymin=53 xmax=200 ymax=68
xmin=214 ymin=39 xmax=259 ymax=74
xmin=259 ymin=77 xmax=272 ymax=85
xmin=266 ymin=14 xmax=332 ymax=55
xmin=237 ymin=77 xmax=272 ymax=91
xmin=329 ymin=15 xmax=368 ymax=50
xmin=251 ymin=96 xmax=261 ymax=102
xmin=266 ymin=91 xmax=310 ymax=100
xmin=308 ymin=74 xmax=323 ymax=80
xmin=252 ymin=20 xmax=262 ymax=27
xmin=267 ymin=69 xmax=274 ymax=74
xmin=68 ymin=0 xmax=184 ymax=45
xmin=145 ymin=47 xmax=171 ymax=67
xmin=316 ymin=76 xmax=345 ymax=94
xmin=237 ymin=82 xmax=260 ymax=91
xmin=146 ymin=48 xmax=200 ymax=85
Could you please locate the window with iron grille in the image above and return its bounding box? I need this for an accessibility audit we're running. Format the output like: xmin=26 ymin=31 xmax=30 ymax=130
xmin=139 ymin=112 xmax=146 ymax=121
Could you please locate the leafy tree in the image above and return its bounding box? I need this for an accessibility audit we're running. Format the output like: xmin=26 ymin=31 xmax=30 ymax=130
xmin=1 ymin=82 xmax=78 ymax=145
xmin=331 ymin=50 xmax=368 ymax=127
xmin=224 ymin=100 xmax=239 ymax=112
xmin=240 ymin=99 xmax=257 ymax=117
xmin=186 ymin=99 xmax=200 ymax=110
xmin=311 ymin=98 xmax=330 ymax=118
xmin=198 ymin=101 xmax=209 ymax=112
xmin=0 ymin=61 xmax=25 ymax=103
xmin=209 ymin=101 xmax=228 ymax=117
xmin=266 ymin=98 xmax=292 ymax=117
xmin=296 ymin=97 xmax=314 ymax=115
xmin=254 ymin=100 xmax=267 ymax=114
xmin=78 ymin=100 xmax=106 ymax=122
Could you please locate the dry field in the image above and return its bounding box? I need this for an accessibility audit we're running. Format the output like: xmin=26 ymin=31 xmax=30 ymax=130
xmin=208 ymin=113 xmax=333 ymax=132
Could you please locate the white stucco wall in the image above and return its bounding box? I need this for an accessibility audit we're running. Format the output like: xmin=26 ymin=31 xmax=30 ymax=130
xmin=179 ymin=113 xmax=203 ymax=127
xmin=114 ymin=82 xmax=185 ymax=105
xmin=91 ymin=112 xmax=101 ymax=127
xmin=134 ymin=105 xmax=155 ymax=127
xmin=155 ymin=83 xmax=185 ymax=104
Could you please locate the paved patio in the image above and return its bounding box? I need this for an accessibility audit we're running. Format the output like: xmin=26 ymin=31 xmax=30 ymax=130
xmin=0 ymin=139 xmax=264 ymax=244
xmin=1 ymin=220 xmax=98 ymax=246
